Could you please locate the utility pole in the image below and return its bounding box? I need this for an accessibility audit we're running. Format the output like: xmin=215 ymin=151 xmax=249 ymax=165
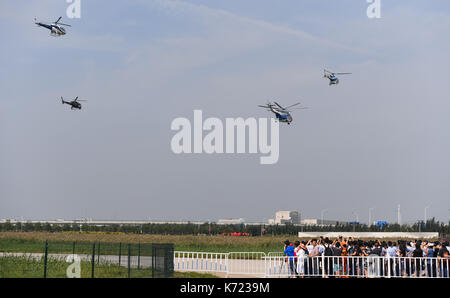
xmin=352 ymin=211 xmax=358 ymax=232
xmin=397 ymin=205 xmax=401 ymax=226
xmin=424 ymin=206 xmax=430 ymax=225
xmin=369 ymin=208 xmax=374 ymax=227
xmin=321 ymin=209 xmax=328 ymax=226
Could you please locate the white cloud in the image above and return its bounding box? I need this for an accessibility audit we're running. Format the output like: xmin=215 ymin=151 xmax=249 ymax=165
xmin=145 ymin=0 xmax=371 ymax=55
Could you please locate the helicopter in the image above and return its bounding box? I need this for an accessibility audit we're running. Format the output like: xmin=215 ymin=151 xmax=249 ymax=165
xmin=258 ymin=101 xmax=307 ymax=125
xmin=35 ymin=17 xmax=71 ymax=36
xmin=61 ymin=97 xmax=87 ymax=110
xmin=323 ymin=69 xmax=352 ymax=86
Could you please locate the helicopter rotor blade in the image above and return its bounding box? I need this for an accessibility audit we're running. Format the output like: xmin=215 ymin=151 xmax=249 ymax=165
xmin=284 ymin=102 xmax=301 ymax=109
xmin=284 ymin=107 xmax=309 ymax=113
xmin=58 ymin=23 xmax=71 ymax=27
xmin=55 ymin=16 xmax=62 ymax=24
xmin=324 ymin=69 xmax=352 ymax=76
xmin=274 ymin=102 xmax=285 ymax=110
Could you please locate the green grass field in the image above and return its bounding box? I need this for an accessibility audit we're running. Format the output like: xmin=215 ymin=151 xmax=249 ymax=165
xmin=0 ymin=232 xmax=286 ymax=277
xmin=0 ymin=232 xmax=288 ymax=254
xmin=0 ymin=232 xmax=431 ymax=255
xmin=0 ymin=256 xmax=217 ymax=278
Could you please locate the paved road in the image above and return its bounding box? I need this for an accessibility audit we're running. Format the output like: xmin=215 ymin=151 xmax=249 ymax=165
xmin=1 ymin=252 xmax=272 ymax=277
xmin=0 ymin=252 xmax=153 ymax=268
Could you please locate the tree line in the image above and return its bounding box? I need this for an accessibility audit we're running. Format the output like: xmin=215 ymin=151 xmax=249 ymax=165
xmin=0 ymin=218 xmax=449 ymax=236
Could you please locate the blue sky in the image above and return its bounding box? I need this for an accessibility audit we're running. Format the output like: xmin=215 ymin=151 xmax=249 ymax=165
xmin=1 ymin=0 xmax=449 ymax=223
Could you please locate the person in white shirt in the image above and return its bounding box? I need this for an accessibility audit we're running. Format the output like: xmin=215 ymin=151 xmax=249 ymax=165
xmin=386 ymin=241 xmax=398 ymax=276
xmin=318 ymin=237 xmax=325 ymax=254
xmin=295 ymin=241 xmax=309 ymax=277
xmin=307 ymin=240 xmax=314 ymax=254
xmin=308 ymin=239 xmax=321 ymax=275
xmin=386 ymin=241 xmax=398 ymax=258
xmin=406 ymin=242 xmax=415 ymax=257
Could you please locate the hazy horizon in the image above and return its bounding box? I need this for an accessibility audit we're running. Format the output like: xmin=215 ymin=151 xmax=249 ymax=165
xmin=1 ymin=1 xmax=450 ymax=224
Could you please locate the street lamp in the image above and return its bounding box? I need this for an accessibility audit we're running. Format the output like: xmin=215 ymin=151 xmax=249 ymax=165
xmin=424 ymin=206 xmax=430 ymax=225
xmin=369 ymin=208 xmax=374 ymax=227
xmin=321 ymin=209 xmax=328 ymax=225
xmin=352 ymin=211 xmax=358 ymax=232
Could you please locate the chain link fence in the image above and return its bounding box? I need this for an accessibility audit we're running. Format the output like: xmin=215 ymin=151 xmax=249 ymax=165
xmin=0 ymin=240 xmax=173 ymax=278
xmin=152 ymin=244 xmax=174 ymax=278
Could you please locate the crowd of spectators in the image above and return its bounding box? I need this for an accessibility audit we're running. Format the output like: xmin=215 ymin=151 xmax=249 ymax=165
xmin=283 ymin=236 xmax=450 ymax=278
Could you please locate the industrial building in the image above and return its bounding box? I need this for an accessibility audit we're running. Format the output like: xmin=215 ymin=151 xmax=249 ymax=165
xmin=300 ymin=218 xmax=349 ymax=226
xmin=217 ymin=218 xmax=245 ymax=225
xmin=268 ymin=211 xmax=300 ymax=225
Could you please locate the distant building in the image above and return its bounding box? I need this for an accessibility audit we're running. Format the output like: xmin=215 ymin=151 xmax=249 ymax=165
xmin=301 ymin=219 xmax=348 ymax=226
xmin=217 ymin=218 xmax=245 ymax=225
xmin=268 ymin=211 xmax=300 ymax=225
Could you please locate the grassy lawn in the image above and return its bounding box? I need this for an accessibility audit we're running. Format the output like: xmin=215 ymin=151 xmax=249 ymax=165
xmin=0 ymin=256 xmax=217 ymax=278
xmin=0 ymin=232 xmax=288 ymax=254
xmin=0 ymin=232 xmax=431 ymax=256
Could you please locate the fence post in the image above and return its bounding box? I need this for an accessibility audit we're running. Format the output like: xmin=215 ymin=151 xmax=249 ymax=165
xmin=387 ymin=257 xmax=391 ymax=278
xmin=225 ymin=253 xmax=229 ymax=278
xmin=72 ymin=241 xmax=76 ymax=255
xmin=127 ymin=244 xmax=131 ymax=278
xmin=43 ymin=240 xmax=48 ymax=278
xmin=152 ymin=245 xmax=155 ymax=278
xmin=322 ymin=254 xmax=325 ymax=278
xmin=97 ymin=242 xmax=100 ymax=264
xmin=138 ymin=242 xmax=141 ymax=270
xmin=91 ymin=243 xmax=96 ymax=278
xmin=118 ymin=242 xmax=122 ymax=266
xmin=264 ymin=253 xmax=267 ymax=278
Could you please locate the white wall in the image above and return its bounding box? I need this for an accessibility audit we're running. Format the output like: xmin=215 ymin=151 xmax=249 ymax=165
xmin=297 ymin=232 xmax=439 ymax=239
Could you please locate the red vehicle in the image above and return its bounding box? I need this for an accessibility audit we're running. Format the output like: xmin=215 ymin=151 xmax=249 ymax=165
xmin=222 ymin=232 xmax=249 ymax=237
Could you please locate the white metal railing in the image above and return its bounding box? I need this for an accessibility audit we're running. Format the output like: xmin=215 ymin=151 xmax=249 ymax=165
xmin=174 ymin=251 xmax=450 ymax=278
xmin=263 ymin=255 xmax=450 ymax=278
xmin=227 ymin=252 xmax=266 ymax=277
xmin=174 ymin=251 xmax=228 ymax=274
xmin=267 ymin=252 xmax=285 ymax=257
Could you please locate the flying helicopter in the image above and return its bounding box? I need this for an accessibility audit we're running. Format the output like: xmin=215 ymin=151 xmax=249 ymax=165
xmin=258 ymin=101 xmax=307 ymax=125
xmin=61 ymin=97 xmax=87 ymax=110
xmin=323 ymin=69 xmax=352 ymax=86
xmin=35 ymin=17 xmax=71 ymax=36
